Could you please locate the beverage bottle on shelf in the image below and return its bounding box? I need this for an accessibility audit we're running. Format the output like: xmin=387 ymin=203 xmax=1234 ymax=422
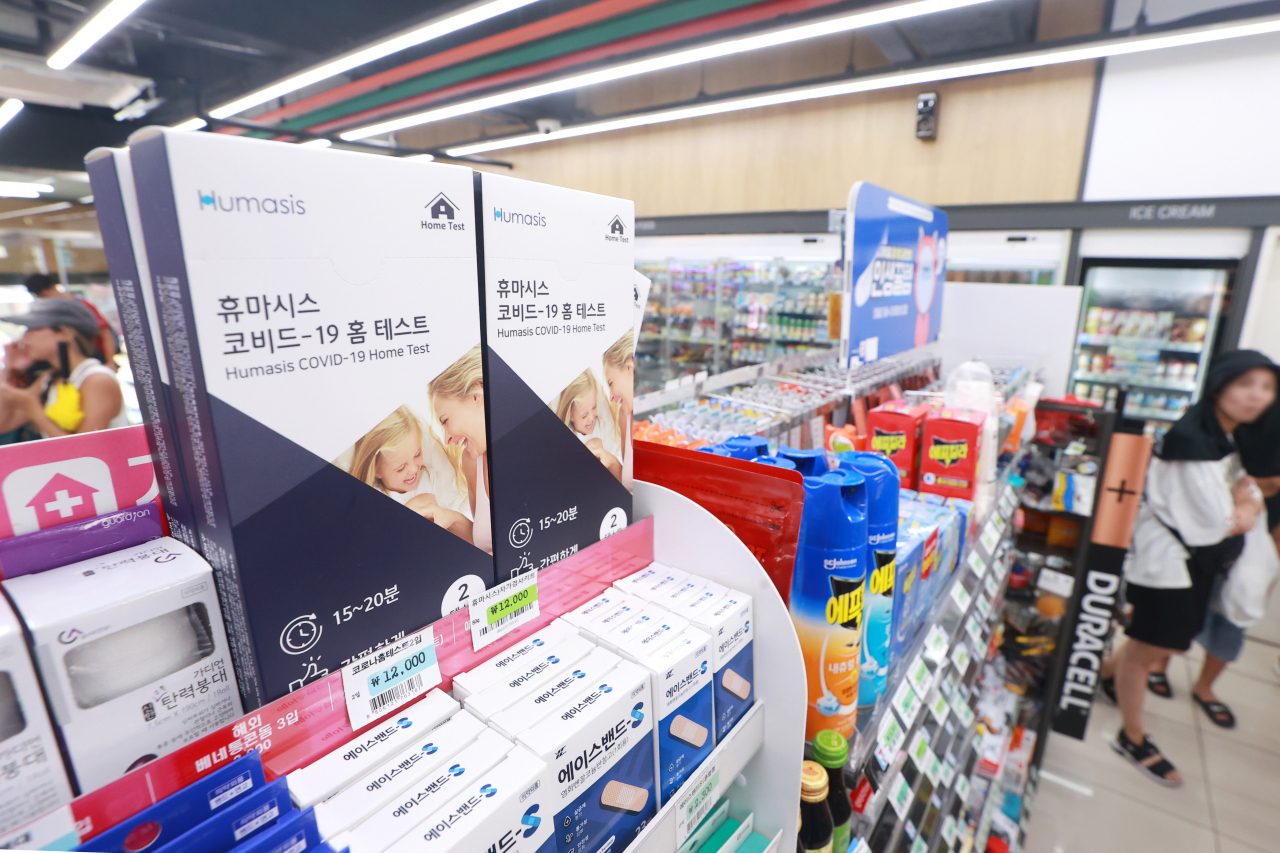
xmin=835 ymin=451 xmax=899 ymax=713
xmin=800 ymin=761 xmax=836 ymax=853
xmin=813 ymin=731 xmax=853 ymax=853
xmin=791 ymin=470 xmax=868 ymax=740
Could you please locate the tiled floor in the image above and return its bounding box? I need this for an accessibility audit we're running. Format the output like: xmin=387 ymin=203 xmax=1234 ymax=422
xmin=1023 ymin=637 xmax=1280 ymax=853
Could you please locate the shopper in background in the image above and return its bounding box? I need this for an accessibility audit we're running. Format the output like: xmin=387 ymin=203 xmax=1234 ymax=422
xmin=0 ymin=300 xmax=126 ymax=437
xmin=1099 ymin=350 xmax=1277 ymax=787
xmin=24 ymin=273 xmax=118 ymax=370
xmin=1236 ymin=398 xmax=1280 ymax=679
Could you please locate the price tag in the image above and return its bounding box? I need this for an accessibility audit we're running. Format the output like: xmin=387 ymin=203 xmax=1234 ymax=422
xmin=950 ymin=582 xmax=972 ymax=612
xmin=925 ymin=753 xmax=943 ymax=787
xmin=907 ymin=731 xmax=932 ymax=770
xmin=911 ymin=834 xmax=928 ymax=853
xmin=984 ymin=571 xmax=1001 ymax=599
xmin=888 ymin=772 xmax=913 ymax=819
xmin=950 ymin=641 xmax=971 ymax=673
xmin=975 ymin=593 xmax=992 ymax=620
xmin=952 ymin=696 xmax=976 ymax=728
xmin=955 ymin=773 xmax=972 ymax=804
xmin=979 ymin=521 xmax=1001 ymax=553
xmin=341 ymin=626 xmax=440 ymax=729
xmin=675 ymin=756 xmax=722 ymax=843
xmin=940 ymin=756 xmax=957 ymax=787
xmin=853 ymin=841 xmax=872 ymax=853
xmin=892 ymin=678 xmax=922 ymax=726
xmin=966 ymin=614 xmax=985 ymax=647
xmin=467 ymin=571 xmax=539 ymax=651
xmin=875 ymin=709 xmax=907 ymax=768
xmin=928 ymin=690 xmax=950 ymax=726
xmin=922 ymin=625 xmax=949 ymax=663
xmin=967 ymin=550 xmax=987 ymax=578
xmin=907 ymin=653 xmax=933 ymax=698
xmin=941 ymin=815 xmax=958 ymax=846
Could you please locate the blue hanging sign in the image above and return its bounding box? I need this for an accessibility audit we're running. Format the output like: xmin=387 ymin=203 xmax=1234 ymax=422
xmin=842 ymin=182 xmax=948 ymax=364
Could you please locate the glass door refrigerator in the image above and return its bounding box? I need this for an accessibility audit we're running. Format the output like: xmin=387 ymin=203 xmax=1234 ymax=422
xmin=1070 ymin=261 xmax=1231 ymax=437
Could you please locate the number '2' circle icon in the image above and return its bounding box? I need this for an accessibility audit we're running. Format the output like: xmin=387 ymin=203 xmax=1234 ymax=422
xmin=509 ymin=517 xmax=532 ymax=549
xmin=280 ymin=614 xmax=322 ymax=655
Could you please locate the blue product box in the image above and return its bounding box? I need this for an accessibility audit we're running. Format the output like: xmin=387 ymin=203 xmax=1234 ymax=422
xmin=231 ymin=808 xmax=321 ymax=853
xmin=81 ymin=753 xmax=265 ymax=852
xmin=155 ymin=776 xmax=293 ymax=853
xmin=891 ymin=534 xmax=925 ymax=668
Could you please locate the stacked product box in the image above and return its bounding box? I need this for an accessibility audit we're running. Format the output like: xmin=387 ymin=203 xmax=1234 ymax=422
xmin=85 ymin=148 xmax=199 ymax=549
xmin=866 ymin=401 xmax=930 ymax=489
xmin=128 ymin=128 xmax=497 ymax=707
xmin=2 ymin=538 xmax=242 ymax=795
xmin=475 ymin=173 xmax=636 ymax=580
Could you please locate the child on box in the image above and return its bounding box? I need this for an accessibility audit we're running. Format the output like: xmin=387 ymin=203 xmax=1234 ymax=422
xmin=557 ymin=369 xmax=623 ymax=481
xmin=347 ymin=405 xmax=472 ymax=541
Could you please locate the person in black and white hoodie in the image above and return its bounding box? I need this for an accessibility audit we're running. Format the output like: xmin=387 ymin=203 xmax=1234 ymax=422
xmin=1100 ymin=350 xmax=1278 ymax=787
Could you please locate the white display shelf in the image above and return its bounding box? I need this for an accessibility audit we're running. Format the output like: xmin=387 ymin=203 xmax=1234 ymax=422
xmin=1075 ymin=332 xmax=1203 ymax=353
xmin=633 ymin=480 xmax=806 ymax=853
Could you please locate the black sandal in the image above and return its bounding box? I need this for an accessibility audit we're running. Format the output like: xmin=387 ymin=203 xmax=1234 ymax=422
xmin=1100 ymin=675 xmax=1117 ymax=704
xmin=1193 ymin=693 xmax=1236 ymax=729
xmin=1111 ymin=729 xmax=1183 ymax=788
xmin=1147 ymin=672 xmax=1173 ymax=699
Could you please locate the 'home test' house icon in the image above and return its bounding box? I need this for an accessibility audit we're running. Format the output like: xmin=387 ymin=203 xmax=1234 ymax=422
xmin=606 ymin=215 xmax=629 ymax=243
xmin=423 ymin=193 xmax=466 ymax=231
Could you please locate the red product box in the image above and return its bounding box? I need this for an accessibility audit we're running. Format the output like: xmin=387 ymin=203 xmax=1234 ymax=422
xmin=866 ymin=401 xmax=930 ymax=489
xmin=919 ymin=407 xmax=986 ymax=500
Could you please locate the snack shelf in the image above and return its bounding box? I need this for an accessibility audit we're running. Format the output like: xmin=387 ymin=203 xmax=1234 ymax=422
xmin=1071 ymin=372 xmax=1197 ymax=393
xmin=1075 ymin=333 xmax=1202 ymax=353
xmin=1123 ymin=406 xmax=1180 ymax=422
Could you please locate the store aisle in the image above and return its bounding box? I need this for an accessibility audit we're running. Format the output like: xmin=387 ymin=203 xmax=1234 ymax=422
xmin=1024 ymin=638 xmax=1280 ymax=853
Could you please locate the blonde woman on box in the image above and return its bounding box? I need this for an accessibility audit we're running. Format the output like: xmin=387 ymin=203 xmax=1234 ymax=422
xmin=556 ymin=369 xmax=622 ymax=481
xmin=428 ymin=346 xmax=493 ymax=555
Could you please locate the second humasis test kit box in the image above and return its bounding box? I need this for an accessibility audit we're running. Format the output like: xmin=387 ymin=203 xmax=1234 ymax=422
xmin=129 ymin=128 xmax=496 ymax=706
xmin=476 ymin=173 xmax=635 ymax=579
xmin=2 ymin=538 xmax=241 ymax=794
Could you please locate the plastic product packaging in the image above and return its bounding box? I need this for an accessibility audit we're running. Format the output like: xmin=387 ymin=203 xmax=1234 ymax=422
xmin=152 ymin=776 xmax=293 ymax=853
xmin=0 ymin=502 xmax=164 ymax=579
xmin=82 ymin=752 xmax=265 ymax=852
xmin=0 ymin=595 xmax=72 ymax=833
xmin=790 ymin=470 xmax=867 ymax=740
xmin=2 ymin=538 xmax=241 ymax=794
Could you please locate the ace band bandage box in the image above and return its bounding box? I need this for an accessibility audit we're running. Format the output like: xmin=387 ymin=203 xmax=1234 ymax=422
xmin=311 ymin=704 xmax=486 ymax=839
xmin=86 ymin=148 xmax=199 ymax=549
xmin=380 ymin=745 xmax=554 ymax=853
xmin=129 ymin=128 xmax=496 ymax=707
xmin=337 ymin=728 xmax=514 ymax=853
xmin=289 ymin=688 xmax=458 ymax=810
xmin=449 ymin=620 xmax=577 ymax=700
xmin=488 ymin=646 xmax=622 ymax=739
xmin=515 ymin=660 xmax=656 ymax=853
xmin=632 ymin=629 xmax=714 ymax=804
xmin=462 ymin=632 xmax=595 ymax=722
xmin=1 ymin=538 xmax=242 ymax=795
xmin=688 ymin=591 xmax=754 ymax=742
xmin=0 ymin=595 xmax=72 ymax=834
xmin=475 ymin=173 xmax=635 ymax=581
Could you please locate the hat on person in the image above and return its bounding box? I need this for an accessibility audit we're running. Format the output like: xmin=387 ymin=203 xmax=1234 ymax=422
xmin=0 ymin=299 xmax=99 ymax=338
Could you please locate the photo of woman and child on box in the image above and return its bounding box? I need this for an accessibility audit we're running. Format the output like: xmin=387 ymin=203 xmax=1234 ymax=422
xmin=333 ymin=330 xmax=635 ymax=556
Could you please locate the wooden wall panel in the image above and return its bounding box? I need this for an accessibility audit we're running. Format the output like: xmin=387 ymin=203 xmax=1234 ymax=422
xmin=457 ymin=61 xmax=1097 ymax=215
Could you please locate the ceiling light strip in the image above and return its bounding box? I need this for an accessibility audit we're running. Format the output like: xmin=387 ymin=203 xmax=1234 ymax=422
xmin=445 ymin=13 xmax=1280 ymax=156
xmin=0 ymin=99 xmax=23 ymax=133
xmin=342 ymin=0 xmax=996 ymax=140
xmin=48 ymin=0 xmax=149 ymax=70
